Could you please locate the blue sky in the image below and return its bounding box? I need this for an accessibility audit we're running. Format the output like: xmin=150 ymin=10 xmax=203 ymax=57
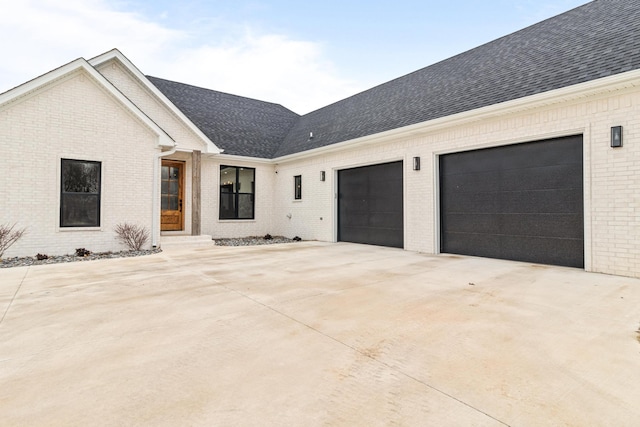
xmin=1 ymin=0 xmax=588 ymax=113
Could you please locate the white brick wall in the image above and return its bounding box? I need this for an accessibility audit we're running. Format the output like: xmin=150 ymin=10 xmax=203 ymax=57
xmin=5 ymin=60 xmax=638 ymax=279
xmin=271 ymin=85 xmax=640 ymax=278
xmin=201 ymin=158 xmax=276 ymax=239
xmin=0 ymin=71 xmax=159 ymax=257
xmin=95 ymin=61 xmax=207 ymax=152
xmin=96 ymin=61 xmax=277 ymax=240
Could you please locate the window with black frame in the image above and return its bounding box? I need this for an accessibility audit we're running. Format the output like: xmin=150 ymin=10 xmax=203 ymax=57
xmin=60 ymin=159 xmax=101 ymax=227
xmin=219 ymin=165 xmax=255 ymax=219
xmin=294 ymin=175 xmax=302 ymax=200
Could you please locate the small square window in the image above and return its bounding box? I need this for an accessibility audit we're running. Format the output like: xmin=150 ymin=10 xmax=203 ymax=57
xmin=294 ymin=175 xmax=302 ymax=200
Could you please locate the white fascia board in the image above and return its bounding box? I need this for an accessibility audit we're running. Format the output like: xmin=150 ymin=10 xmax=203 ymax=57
xmin=273 ymin=69 xmax=640 ymax=164
xmin=0 ymin=57 xmax=175 ymax=148
xmin=212 ymin=153 xmax=274 ymax=165
xmin=89 ymin=49 xmax=221 ymax=155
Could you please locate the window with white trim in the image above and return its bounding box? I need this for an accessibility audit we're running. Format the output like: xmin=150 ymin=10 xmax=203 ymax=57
xmin=60 ymin=159 xmax=101 ymax=227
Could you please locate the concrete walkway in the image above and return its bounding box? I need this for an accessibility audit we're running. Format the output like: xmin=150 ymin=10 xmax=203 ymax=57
xmin=1 ymin=242 xmax=640 ymax=426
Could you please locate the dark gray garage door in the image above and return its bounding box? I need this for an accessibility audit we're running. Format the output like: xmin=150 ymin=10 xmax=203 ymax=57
xmin=440 ymin=135 xmax=583 ymax=268
xmin=338 ymin=161 xmax=403 ymax=248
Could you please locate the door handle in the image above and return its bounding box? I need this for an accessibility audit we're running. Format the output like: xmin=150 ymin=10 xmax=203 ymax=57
xmin=179 ymin=199 xmax=182 ymax=212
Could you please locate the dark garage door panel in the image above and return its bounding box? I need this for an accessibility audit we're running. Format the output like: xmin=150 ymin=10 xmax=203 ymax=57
xmin=440 ymin=135 xmax=584 ymax=268
xmin=442 ymin=188 xmax=583 ymax=215
xmin=339 ymin=161 xmax=403 ymax=248
xmin=444 ymin=213 xmax=584 ymax=238
xmin=442 ymin=232 xmax=584 ymax=267
xmin=443 ymin=164 xmax=583 ymax=194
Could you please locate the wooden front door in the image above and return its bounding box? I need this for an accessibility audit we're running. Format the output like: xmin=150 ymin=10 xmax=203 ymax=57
xmin=161 ymin=160 xmax=184 ymax=231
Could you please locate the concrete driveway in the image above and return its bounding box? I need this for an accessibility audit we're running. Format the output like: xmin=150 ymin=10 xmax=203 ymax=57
xmin=1 ymin=242 xmax=640 ymax=426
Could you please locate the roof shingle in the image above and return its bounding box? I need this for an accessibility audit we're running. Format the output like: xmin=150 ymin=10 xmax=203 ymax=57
xmin=274 ymin=0 xmax=640 ymax=157
xmin=146 ymin=76 xmax=299 ymax=158
xmin=149 ymin=0 xmax=640 ymax=159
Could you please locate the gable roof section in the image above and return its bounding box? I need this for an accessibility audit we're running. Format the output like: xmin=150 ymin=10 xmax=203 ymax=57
xmin=273 ymin=0 xmax=640 ymax=157
xmin=89 ymin=49 xmax=221 ymax=154
xmin=146 ymin=76 xmax=300 ymax=158
xmin=0 ymin=57 xmax=174 ymax=148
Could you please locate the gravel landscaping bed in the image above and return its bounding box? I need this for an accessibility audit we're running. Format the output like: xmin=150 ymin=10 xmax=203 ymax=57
xmin=1 ymin=236 xmax=300 ymax=268
xmin=214 ymin=236 xmax=300 ymax=246
xmin=0 ymin=249 xmax=162 ymax=269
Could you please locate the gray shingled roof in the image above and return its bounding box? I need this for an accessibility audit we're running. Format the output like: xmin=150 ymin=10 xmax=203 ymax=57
xmin=146 ymin=76 xmax=299 ymax=158
xmin=149 ymin=0 xmax=640 ymax=159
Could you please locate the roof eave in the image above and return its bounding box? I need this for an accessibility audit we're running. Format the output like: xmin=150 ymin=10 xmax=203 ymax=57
xmin=211 ymin=153 xmax=274 ymax=164
xmin=0 ymin=57 xmax=175 ymax=149
xmin=273 ymin=69 xmax=640 ymax=163
xmin=89 ymin=49 xmax=221 ymax=154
